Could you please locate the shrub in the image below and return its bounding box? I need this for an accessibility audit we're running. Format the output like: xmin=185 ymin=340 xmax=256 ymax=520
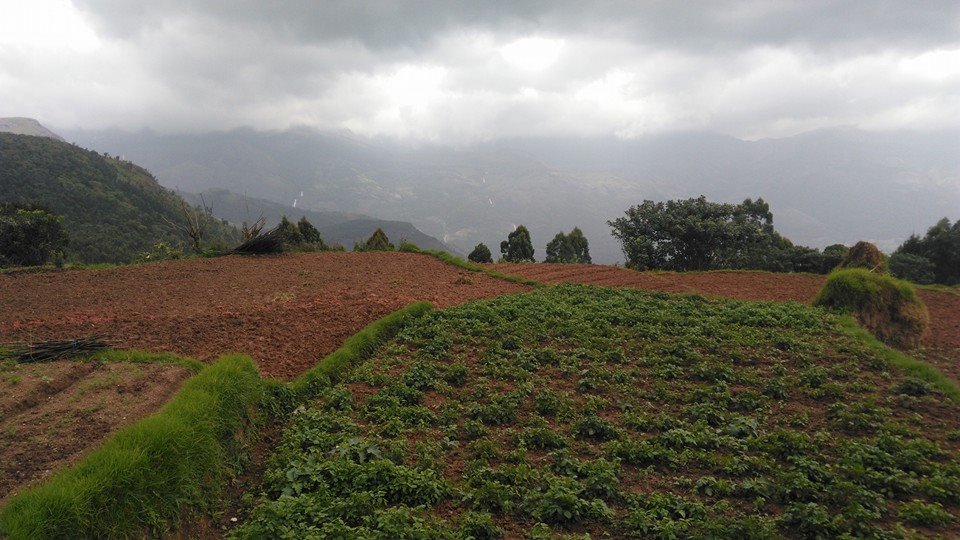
xmin=838 ymin=241 xmax=886 ymax=272
xmin=814 ymin=268 xmax=929 ymax=349
xmin=468 ymin=242 xmax=494 ymax=263
xmin=899 ymin=499 xmax=955 ymax=527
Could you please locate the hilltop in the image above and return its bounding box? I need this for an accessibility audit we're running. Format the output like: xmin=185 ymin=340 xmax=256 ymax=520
xmin=0 ymin=133 xmax=237 ymax=264
xmin=0 ymin=118 xmax=64 ymax=141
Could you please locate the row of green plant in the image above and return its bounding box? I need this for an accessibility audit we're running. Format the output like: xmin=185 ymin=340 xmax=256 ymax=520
xmin=235 ymin=285 xmax=959 ymax=539
xmin=409 ymin=246 xmax=541 ymax=287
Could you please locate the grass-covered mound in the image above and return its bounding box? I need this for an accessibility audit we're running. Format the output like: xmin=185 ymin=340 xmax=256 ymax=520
xmin=815 ymin=268 xmax=929 ymax=349
xmin=235 ymin=285 xmax=959 ymax=539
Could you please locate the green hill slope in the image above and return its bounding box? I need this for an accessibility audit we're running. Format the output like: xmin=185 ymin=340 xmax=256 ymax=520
xmin=0 ymin=133 xmax=237 ymax=264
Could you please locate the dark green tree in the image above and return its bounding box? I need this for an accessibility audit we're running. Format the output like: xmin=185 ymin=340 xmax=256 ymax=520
xmin=500 ymin=225 xmax=534 ymax=262
xmin=277 ymin=215 xmax=303 ymax=245
xmin=545 ymin=227 xmax=591 ymax=263
xmin=545 ymin=232 xmax=574 ymax=263
xmin=609 ymin=196 xmax=796 ymax=272
xmin=468 ymin=242 xmax=493 ymax=263
xmin=889 ymin=252 xmax=936 ymax=285
xmin=0 ymin=203 xmax=68 ymax=267
xmin=892 ymin=218 xmax=960 ymax=285
xmin=358 ymin=228 xmax=395 ymax=251
xmin=820 ymin=244 xmax=848 ymax=273
xmin=567 ymin=227 xmax=592 ymax=264
xmin=297 ymin=216 xmax=325 ymax=246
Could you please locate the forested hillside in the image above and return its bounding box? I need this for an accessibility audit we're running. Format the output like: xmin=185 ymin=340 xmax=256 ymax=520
xmin=0 ymin=133 xmax=237 ymax=264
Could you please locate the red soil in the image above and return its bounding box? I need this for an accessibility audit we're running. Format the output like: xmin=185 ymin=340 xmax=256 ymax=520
xmin=0 ymin=252 xmax=530 ymax=379
xmin=493 ymin=263 xmax=960 ymax=382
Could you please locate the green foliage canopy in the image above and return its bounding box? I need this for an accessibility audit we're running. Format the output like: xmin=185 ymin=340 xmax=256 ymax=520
xmin=468 ymin=243 xmax=493 ymax=264
xmin=356 ymin=228 xmax=395 ymax=252
xmin=0 ymin=203 xmax=68 ymax=267
xmin=609 ymin=196 xmax=831 ymax=273
xmin=500 ymin=225 xmax=534 ymax=262
xmin=891 ymin=217 xmax=960 ymax=285
xmin=545 ymin=227 xmax=591 ymax=264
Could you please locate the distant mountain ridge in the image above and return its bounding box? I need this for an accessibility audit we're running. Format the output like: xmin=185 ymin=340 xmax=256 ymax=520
xmin=0 ymin=117 xmax=64 ymax=141
xmin=0 ymin=132 xmax=237 ymax=263
xmin=184 ymin=188 xmax=456 ymax=253
xmin=62 ymin=126 xmax=960 ymax=262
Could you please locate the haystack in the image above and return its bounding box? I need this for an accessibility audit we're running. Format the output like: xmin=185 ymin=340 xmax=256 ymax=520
xmin=838 ymin=241 xmax=886 ymax=273
xmin=814 ymin=268 xmax=929 ymax=349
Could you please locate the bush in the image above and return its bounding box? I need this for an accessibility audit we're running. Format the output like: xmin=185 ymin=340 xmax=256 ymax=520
xmin=468 ymin=243 xmax=493 ymax=263
xmin=838 ymin=241 xmax=886 ymax=272
xmin=814 ymin=268 xmax=929 ymax=349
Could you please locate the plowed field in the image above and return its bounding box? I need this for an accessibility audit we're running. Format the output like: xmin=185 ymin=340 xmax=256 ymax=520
xmin=1 ymin=252 xmax=530 ymax=379
xmin=493 ymin=263 xmax=960 ymax=382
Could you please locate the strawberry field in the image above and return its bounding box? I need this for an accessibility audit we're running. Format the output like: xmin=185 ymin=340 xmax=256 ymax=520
xmin=234 ymin=285 xmax=959 ymax=538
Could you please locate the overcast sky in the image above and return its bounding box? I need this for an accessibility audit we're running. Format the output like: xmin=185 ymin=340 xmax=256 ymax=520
xmin=1 ymin=0 xmax=957 ymax=142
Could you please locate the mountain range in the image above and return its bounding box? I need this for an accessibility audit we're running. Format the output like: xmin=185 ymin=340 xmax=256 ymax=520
xmin=62 ymin=126 xmax=960 ymax=263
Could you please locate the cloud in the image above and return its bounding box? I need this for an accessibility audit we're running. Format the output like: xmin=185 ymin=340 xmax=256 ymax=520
xmin=0 ymin=0 xmax=956 ymax=140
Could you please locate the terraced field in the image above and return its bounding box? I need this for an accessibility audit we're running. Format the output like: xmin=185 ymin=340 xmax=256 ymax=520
xmin=236 ymin=285 xmax=960 ymax=538
xmin=493 ymin=263 xmax=960 ymax=383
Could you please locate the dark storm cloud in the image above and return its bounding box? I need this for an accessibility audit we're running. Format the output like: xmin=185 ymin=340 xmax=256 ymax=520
xmin=3 ymin=0 xmax=956 ymax=138
xmin=73 ymin=0 xmax=959 ymax=53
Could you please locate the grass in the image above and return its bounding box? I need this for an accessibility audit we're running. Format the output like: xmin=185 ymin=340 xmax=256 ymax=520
xmin=815 ymin=268 xmax=930 ymax=349
xmin=419 ymin=249 xmax=541 ymax=287
xmin=236 ymin=285 xmax=960 ymax=539
xmin=0 ymin=354 xmax=264 ymax=539
xmin=835 ymin=316 xmax=960 ymax=403
xmin=288 ymin=300 xmax=434 ymax=404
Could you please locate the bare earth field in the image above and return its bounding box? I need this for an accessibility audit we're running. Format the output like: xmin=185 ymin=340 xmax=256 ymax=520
xmin=0 ymin=252 xmax=530 ymax=501
xmin=0 ymin=360 xmax=191 ymax=500
xmin=493 ymin=263 xmax=960 ymax=382
xmin=0 ymin=252 xmax=531 ymax=380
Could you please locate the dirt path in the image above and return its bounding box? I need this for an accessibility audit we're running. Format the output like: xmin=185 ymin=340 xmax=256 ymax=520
xmin=1 ymin=252 xmax=530 ymax=380
xmin=493 ymin=263 xmax=960 ymax=382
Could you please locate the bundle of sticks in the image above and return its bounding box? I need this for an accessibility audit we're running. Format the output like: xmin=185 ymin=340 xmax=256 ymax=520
xmin=3 ymin=337 xmax=110 ymax=363
xmin=231 ymin=226 xmax=285 ymax=255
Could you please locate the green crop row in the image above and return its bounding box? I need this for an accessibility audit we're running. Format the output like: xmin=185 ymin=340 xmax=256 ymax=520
xmin=236 ymin=285 xmax=960 ymax=539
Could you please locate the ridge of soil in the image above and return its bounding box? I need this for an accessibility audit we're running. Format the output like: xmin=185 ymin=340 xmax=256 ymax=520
xmin=492 ymin=263 xmax=960 ymax=382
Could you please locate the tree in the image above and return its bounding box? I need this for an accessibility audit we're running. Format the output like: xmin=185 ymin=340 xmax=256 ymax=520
xmin=889 ymin=252 xmax=936 ymax=285
xmin=567 ymin=227 xmax=592 ymax=264
xmin=277 ymin=215 xmax=303 ymax=245
xmin=0 ymin=203 xmax=68 ymax=267
xmin=609 ymin=196 xmax=785 ymax=271
xmin=357 ymin=228 xmax=394 ymax=251
xmin=820 ymin=244 xmax=848 ymax=273
xmin=468 ymin=243 xmax=493 ymax=263
xmin=500 ymin=225 xmax=534 ymax=262
xmin=545 ymin=227 xmax=592 ymax=264
xmin=164 ymin=193 xmax=213 ymax=254
xmin=297 ymin=217 xmax=325 ymax=246
xmin=892 ymin=217 xmax=960 ymax=285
